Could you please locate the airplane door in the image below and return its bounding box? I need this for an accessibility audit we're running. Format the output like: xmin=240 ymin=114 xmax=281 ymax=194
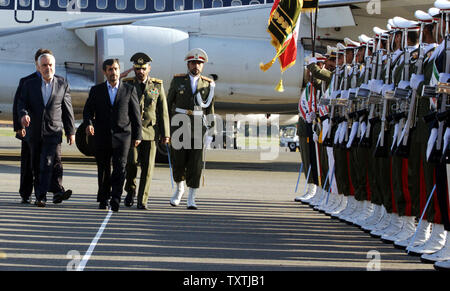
xmin=14 ymin=0 xmax=35 ymax=23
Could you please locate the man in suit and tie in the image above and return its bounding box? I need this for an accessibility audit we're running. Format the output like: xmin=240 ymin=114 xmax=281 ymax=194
xmin=17 ymin=53 xmax=76 ymax=207
xmin=83 ymin=59 xmax=142 ymax=212
xmin=13 ymin=48 xmax=72 ymax=204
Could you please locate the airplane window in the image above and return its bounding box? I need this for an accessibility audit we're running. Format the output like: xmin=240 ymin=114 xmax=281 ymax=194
xmin=97 ymin=0 xmax=107 ymax=9
xmin=174 ymin=0 xmax=184 ymax=11
xmin=78 ymin=0 xmax=88 ymax=9
xmin=39 ymin=0 xmax=50 ymax=8
xmin=212 ymin=0 xmax=222 ymax=8
xmin=154 ymin=0 xmax=164 ymax=11
xmin=0 ymin=0 xmax=9 ymax=7
xmin=135 ymin=0 xmax=145 ymax=10
xmin=231 ymin=0 xmax=241 ymax=6
xmin=58 ymin=0 xmax=68 ymax=7
xmin=116 ymin=0 xmax=126 ymax=10
xmin=19 ymin=0 xmax=31 ymax=7
xmin=249 ymin=0 xmax=260 ymax=4
xmin=193 ymin=0 xmax=203 ymax=9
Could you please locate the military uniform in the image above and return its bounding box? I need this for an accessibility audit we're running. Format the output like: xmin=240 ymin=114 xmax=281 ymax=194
xmin=168 ymin=48 xmax=215 ymax=209
xmin=123 ymin=53 xmax=170 ymax=209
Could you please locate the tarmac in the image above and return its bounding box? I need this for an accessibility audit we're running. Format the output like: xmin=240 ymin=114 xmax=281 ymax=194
xmin=0 ymin=133 xmax=436 ymax=272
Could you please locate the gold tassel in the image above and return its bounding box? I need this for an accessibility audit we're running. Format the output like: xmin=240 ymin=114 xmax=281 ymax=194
xmin=275 ymin=77 xmax=284 ymax=92
xmin=259 ymin=56 xmax=277 ymax=72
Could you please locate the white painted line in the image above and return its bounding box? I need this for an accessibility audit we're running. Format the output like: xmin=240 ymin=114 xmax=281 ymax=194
xmin=76 ymin=210 xmax=112 ymax=271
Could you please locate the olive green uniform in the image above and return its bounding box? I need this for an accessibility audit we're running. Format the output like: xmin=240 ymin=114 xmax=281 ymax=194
xmin=124 ymin=76 xmax=170 ymax=206
xmin=167 ymin=74 xmax=215 ymax=189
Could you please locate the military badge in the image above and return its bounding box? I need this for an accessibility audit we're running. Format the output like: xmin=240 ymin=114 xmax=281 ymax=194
xmin=149 ymin=88 xmax=159 ymax=97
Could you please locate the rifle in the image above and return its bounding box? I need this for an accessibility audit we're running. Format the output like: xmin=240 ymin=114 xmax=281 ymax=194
xmin=373 ymin=27 xmax=396 ymax=157
xmin=396 ymin=19 xmax=426 ymax=157
xmin=391 ymin=18 xmax=416 ymax=155
xmin=322 ymin=48 xmax=344 ymax=147
xmin=361 ymin=31 xmax=385 ymax=148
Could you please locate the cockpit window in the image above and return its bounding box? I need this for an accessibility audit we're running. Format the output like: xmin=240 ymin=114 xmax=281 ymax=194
xmin=212 ymin=0 xmax=222 ymax=8
xmin=78 ymin=0 xmax=88 ymax=9
xmin=39 ymin=0 xmax=50 ymax=8
xmin=135 ymin=0 xmax=145 ymax=10
xmin=97 ymin=0 xmax=107 ymax=9
xmin=174 ymin=0 xmax=184 ymax=11
xmin=19 ymin=0 xmax=31 ymax=7
xmin=193 ymin=0 xmax=203 ymax=9
xmin=116 ymin=0 xmax=126 ymax=10
xmin=154 ymin=0 xmax=164 ymax=11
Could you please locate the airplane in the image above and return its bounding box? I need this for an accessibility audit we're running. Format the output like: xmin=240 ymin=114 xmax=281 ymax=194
xmin=0 ymin=0 xmax=436 ymax=158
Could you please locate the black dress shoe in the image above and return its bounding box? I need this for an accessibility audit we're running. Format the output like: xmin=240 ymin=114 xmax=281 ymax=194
xmin=124 ymin=192 xmax=135 ymax=207
xmin=136 ymin=203 xmax=148 ymax=210
xmin=35 ymin=200 xmax=46 ymax=207
xmin=53 ymin=189 xmax=73 ymax=204
xmin=21 ymin=197 xmax=31 ymax=204
xmin=98 ymin=200 xmax=109 ymax=209
xmin=110 ymin=198 xmax=120 ymax=212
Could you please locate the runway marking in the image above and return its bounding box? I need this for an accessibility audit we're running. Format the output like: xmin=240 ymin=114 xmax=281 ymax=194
xmin=76 ymin=210 xmax=112 ymax=271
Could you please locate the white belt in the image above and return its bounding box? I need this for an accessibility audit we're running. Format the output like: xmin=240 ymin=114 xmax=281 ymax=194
xmin=175 ymin=108 xmax=203 ymax=116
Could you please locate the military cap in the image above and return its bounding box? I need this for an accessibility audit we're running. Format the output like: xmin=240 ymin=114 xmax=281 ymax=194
xmin=344 ymin=37 xmax=361 ymax=49
xmin=415 ymin=10 xmax=434 ymax=23
xmin=326 ymin=45 xmax=338 ymax=58
xmin=392 ymin=16 xmax=420 ymax=30
xmin=435 ymin=0 xmax=450 ymax=11
xmin=130 ymin=52 xmax=152 ymax=69
xmin=185 ymin=48 xmax=208 ymax=63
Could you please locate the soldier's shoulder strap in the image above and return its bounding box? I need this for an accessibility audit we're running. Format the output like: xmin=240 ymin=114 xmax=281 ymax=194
xmin=122 ymin=77 xmax=135 ymax=83
xmin=173 ymin=73 xmax=188 ymax=78
xmin=150 ymin=77 xmax=163 ymax=84
xmin=200 ymin=75 xmax=214 ymax=83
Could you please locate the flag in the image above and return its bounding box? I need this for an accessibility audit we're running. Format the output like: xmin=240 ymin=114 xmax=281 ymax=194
xmin=260 ymin=0 xmax=318 ymax=92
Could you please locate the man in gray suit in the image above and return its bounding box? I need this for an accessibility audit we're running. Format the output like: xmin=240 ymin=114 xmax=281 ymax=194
xmin=17 ymin=53 xmax=76 ymax=207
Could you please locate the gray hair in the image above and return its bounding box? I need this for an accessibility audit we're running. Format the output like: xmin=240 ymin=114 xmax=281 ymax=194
xmin=38 ymin=53 xmax=55 ymax=66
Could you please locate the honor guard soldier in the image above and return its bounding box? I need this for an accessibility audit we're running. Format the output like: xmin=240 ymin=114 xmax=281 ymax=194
xmin=167 ymin=48 xmax=215 ymax=210
xmin=123 ymin=52 xmax=170 ymax=209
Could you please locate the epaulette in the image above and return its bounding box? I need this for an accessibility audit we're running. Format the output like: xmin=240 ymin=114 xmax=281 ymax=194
xmin=200 ymin=75 xmax=213 ymax=83
xmin=122 ymin=77 xmax=134 ymax=83
xmin=151 ymin=77 xmax=163 ymax=84
xmin=174 ymin=73 xmax=187 ymax=78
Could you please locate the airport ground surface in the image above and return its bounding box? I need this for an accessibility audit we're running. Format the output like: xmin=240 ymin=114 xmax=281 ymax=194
xmin=0 ymin=132 xmax=435 ymax=272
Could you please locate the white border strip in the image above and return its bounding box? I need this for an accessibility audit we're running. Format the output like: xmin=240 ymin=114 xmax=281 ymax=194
xmin=76 ymin=210 xmax=113 ymax=271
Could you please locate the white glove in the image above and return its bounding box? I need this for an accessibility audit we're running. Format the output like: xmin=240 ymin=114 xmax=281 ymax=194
xmin=313 ymin=132 xmax=319 ymax=142
xmin=381 ymin=83 xmax=395 ymax=96
xmin=398 ymin=80 xmax=411 ymax=90
xmin=369 ymin=79 xmax=384 ymax=94
xmin=427 ymin=128 xmax=438 ymax=161
xmin=321 ymin=119 xmax=330 ymax=143
xmin=204 ymin=135 xmax=213 ymax=149
xmin=410 ymin=73 xmax=424 ymax=90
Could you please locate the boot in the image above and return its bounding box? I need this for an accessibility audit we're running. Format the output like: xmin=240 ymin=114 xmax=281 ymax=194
xmin=380 ymin=213 xmax=404 ymax=242
xmin=407 ymin=224 xmax=447 ymax=256
xmin=187 ymin=188 xmax=198 ymax=210
xmin=170 ymin=182 xmax=185 ymax=207
xmin=421 ymin=232 xmax=450 ymax=263
xmin=387 ymin=216 xmax=416 ymax=243
xmin=394 ymin=220 xmax=431 ymax=249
